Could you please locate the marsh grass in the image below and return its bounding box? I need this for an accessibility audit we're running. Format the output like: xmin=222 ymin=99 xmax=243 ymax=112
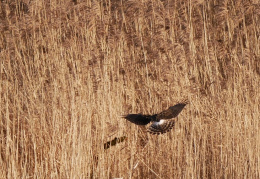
xmin=0 ymin=0 xmax=259 ymax=178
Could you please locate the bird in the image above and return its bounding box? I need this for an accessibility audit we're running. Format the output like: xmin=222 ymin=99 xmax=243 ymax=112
xmin=122 ymin=102 xmax=187 ymax=134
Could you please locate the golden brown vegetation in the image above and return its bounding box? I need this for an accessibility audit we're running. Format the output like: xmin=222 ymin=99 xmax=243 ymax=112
xmin=0 ymin=0 xmax=259 ymax=178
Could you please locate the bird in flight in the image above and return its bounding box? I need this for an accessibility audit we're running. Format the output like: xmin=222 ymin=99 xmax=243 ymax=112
xmin=122 ymin=102 xmax=187 ymax=134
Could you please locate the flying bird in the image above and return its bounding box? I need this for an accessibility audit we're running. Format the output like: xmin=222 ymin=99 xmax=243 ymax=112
xmin=122 ymin=102 xmax=187 ymax=134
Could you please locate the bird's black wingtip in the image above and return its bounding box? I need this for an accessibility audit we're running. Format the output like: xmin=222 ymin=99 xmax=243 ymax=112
xmin=120 ymin=114 xmax=129 ymax=119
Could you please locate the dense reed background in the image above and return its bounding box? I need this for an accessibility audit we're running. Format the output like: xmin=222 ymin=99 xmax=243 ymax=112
xmin=0 ymin=0 xmax=259 ymax=178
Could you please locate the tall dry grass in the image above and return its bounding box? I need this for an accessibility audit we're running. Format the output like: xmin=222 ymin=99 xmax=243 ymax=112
xmin=0 ymin=0 xmax=259 ymax=178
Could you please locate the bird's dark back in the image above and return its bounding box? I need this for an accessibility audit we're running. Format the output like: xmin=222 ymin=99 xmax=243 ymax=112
xmin=156 ymin=103 xmax=187 ymax=119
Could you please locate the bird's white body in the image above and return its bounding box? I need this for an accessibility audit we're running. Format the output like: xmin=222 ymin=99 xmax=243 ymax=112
xmin=154 ymin=119 xmax=166 ymax=125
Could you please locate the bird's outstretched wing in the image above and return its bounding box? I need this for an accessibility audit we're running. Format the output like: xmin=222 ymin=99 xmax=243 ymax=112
xmin=147 ymin=119 xmax=175 ymax=134
xmin=156 ymin=103 xmax=187 ymax=119
xmin=122 ymin=114 xmax=152 ymax=125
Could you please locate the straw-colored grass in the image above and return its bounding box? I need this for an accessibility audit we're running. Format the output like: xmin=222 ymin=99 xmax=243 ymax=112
xmin=0 ymin=0 xmax=259 ymax=178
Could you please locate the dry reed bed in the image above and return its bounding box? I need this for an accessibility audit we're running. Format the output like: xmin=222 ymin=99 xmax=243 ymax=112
xmin=0 ymin=0 xmax=259 ymax=178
